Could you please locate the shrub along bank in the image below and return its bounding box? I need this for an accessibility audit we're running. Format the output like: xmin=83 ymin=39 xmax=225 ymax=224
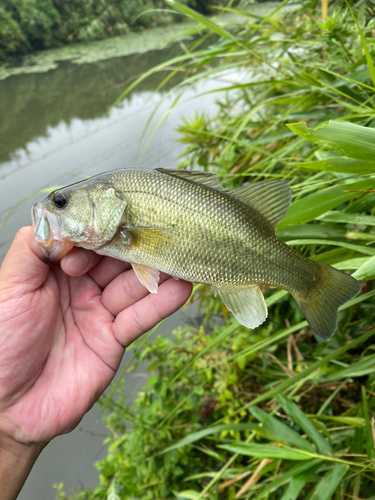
xmin=0 ymin=0 xmax=220 ymax=61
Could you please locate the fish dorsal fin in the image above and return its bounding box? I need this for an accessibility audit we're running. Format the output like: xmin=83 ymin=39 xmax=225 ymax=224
xmin=211 ymin=285 xmax=268 ymax=329
xmin=233 ymin=181 xmax=291 ymax=228
xmin=156 ymin=168 xmax=227 ymax=192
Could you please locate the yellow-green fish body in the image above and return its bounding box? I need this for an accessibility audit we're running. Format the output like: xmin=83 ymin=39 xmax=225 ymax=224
xmin=32 ymin=168 xmax=361 ymax=339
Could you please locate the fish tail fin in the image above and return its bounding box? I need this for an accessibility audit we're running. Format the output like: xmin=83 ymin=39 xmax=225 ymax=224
xmin=293 ymin=263 xmax=361 ymax=340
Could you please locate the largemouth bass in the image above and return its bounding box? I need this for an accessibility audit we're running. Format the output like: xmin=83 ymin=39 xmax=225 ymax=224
xmin=31 ymin=168 xmax=361 ymax=340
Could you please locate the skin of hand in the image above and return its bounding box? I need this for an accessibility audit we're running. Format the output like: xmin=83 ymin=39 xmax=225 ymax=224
xmin=0 ymin=226 xmax=192 ymax=499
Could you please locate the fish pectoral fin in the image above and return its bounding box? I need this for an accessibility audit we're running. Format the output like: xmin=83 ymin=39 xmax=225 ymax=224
xmin=212 ymin=286 xmax=268 ymax=329
xmin=121 ymin=226 xmax=172 ymax=247
xmin=233 ymin=181 xmax=291 ymax=229
xmin=131 ymin=263 xmax=160 ymax=294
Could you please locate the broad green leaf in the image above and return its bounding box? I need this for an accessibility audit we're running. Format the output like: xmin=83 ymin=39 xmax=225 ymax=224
xmin=160 ymin=424 xmax=256 ymax=454
xmin=287 ymin=121 xmax=375 ymax=161
xmin=353 ymin=255 xmax=375 ymax=280
xmin=277 ymin=394 xmax=332 ymax=456
xmin=218 ymin=443 xmax=312 ymax=460
xmin=290 ymin=156 xmax=375 ymax=174
xmin=276 ymin=224 xmax=345 ymax=241
xmin=250 ymin=407 xmax=315 ymax=452
xmin=317 ymin=211 xmax=375 ymax=226
xmin=310 ymin=416 xmax=364 ymax=428
xmin=144 ymin=373 xmax=158 ymax=388
xmin=286 ymin=239 xmax=375 ymax=256
xmin=309 ymin=248 xmax=355 ymax=266
xmin=334 ymin=257 xmax=369 ymax=271
xmin=278 ymin=178 xmax=375 ymax=228
xmin=310 ymin=463 xmax=348 ymax=500
xmin=325 ymin=354 xmax=375 ymax=381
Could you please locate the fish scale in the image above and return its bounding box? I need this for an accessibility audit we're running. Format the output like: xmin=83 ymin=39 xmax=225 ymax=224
xmin=32 ymin=167 xmax=361 ymax=340
xmin=106 ymin=169 xmax=312 ymax=290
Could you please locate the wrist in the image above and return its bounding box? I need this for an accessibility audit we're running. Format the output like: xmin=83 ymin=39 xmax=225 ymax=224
xmin=0 ymin=432 xmax=44 ymax=500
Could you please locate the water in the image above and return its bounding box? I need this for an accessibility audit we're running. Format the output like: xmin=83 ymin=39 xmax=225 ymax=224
xmin=0 ymin=30 xmax=225 ymax=500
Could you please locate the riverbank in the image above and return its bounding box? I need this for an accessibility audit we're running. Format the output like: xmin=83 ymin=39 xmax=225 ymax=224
xmin=0 ymin=0 xmax=217 ymax=62
xmin=0 ymin=2 xmax=281 ymax=81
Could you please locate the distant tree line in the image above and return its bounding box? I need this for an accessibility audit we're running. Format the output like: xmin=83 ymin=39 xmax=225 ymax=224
xmin=0 ymin=0 xmax=221 ymax=61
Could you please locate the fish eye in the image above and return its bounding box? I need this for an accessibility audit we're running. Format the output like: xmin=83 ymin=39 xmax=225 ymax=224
xmin=52 ymin=192 xmax=68 ymax=210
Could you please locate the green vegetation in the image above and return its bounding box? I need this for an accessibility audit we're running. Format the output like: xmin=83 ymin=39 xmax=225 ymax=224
xmin=0 ymin=0 xmax=219 ymax=61
xmin=57 ymin=0 xmax=375 ymax=498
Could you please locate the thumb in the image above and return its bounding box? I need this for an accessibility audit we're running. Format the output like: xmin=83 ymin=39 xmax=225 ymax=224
xmin=0 ymin=227 xmax=49 ymax=296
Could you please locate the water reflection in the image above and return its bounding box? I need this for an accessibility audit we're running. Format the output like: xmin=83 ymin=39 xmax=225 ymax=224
xmin=0 ymin=43 xmax=186 ymax=164
xmin=0 ymin=38 xmax=226 ymax=265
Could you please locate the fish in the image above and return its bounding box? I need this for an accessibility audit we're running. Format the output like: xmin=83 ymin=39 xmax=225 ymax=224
xmin=31 ymin=168 xmax=361 ymax=340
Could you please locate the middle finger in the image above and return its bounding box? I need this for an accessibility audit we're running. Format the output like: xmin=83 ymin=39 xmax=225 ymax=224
xmin=102 ymin=268 xmax=171 ymax=316
xmin=89 ymin=256 xmax=131 ymax=289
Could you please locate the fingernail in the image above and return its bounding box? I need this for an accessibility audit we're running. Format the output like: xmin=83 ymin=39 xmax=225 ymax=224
xmin=64 ymin=250 xmax=90 ymax=276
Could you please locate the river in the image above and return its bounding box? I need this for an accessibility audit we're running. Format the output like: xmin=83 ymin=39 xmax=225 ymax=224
xmin=0 ymin=21 xmax=229 ymax=500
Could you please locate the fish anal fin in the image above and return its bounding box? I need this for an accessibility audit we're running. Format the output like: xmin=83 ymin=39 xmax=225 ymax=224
xmin=132 ymin=263 xmax=160 ymax=293
xmin=156 ymin=168 xmax=228 ymax=193
xmin=212 ymin=285 xmax=268 ymax=329
xmin=233 ymin=181 xmax=291 ymax=229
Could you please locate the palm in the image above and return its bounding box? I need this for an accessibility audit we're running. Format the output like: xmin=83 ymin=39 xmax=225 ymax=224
xmin=0 ymin=228 xmax=191 ymax=445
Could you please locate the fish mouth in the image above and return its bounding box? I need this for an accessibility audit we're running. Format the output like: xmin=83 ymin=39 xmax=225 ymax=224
xmin=31 ymin=203 xmax=74 ymax=261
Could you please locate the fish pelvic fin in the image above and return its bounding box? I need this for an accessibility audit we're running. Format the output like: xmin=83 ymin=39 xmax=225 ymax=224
xmin=131 ymin=263 xmax=160 ymax=293
xmin=233 ymin=181 xmax=291 ymax=228
xmin=293 ymin=263 xmax=361 ymax=340
xmin=212 ymin=285 xmax=268 ymax=329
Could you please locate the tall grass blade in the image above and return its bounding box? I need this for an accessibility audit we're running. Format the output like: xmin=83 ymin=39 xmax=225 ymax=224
xmin=361 ymin=386 xmax=375 ymax=460
xmin=250 ymin=406 xmax=315 ymax=452
xmin=279 ymin=179 xmax=375 ymax=228
xmin=347 ymin=2 xmax=375 ymax=88
xmin=218 ymin=442 xmax=313 ymax=460
xmin=277 ymin=394 xmax=332 ymax=456
xmin=164 ymin=0 xmax=238 ymax=42
xmin=309 ymin=463 xmax=348 ymax=500
xmin=325 ymin=354 xmax=375 ymax=381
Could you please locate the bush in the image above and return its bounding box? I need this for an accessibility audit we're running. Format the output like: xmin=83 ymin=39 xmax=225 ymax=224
xmin=0 ymin=0 xmax=221 ymax=61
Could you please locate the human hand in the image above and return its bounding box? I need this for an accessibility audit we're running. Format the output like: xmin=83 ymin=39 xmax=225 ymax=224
xmin=0 ymin=226 xmax=191 ymax=498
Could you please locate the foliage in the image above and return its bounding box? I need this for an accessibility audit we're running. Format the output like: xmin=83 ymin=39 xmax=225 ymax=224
xmin=0 ymin=0 xmax=221 ymax=61
xmin=58 ymin=0 xmax=375 ymax=499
